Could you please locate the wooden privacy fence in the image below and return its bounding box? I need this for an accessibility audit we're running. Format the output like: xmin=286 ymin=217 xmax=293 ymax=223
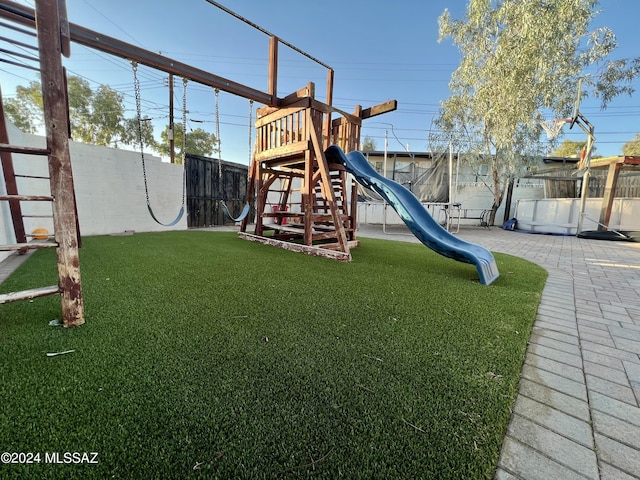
xmin=534 ymin=169 xmax=640 ymax=199
xmin=588 ymin=171 xmax=640 ymax=198
xmin=185 ymin=153 xmax=249 ymax=227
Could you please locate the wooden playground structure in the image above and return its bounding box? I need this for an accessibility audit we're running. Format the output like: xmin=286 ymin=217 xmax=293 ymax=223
xmin=0 ymin=0 xmax=396 ymax=325
xmin=240 ymin=84 xmax=395 ymax=261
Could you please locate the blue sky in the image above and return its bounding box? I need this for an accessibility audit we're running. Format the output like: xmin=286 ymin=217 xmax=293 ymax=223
xmin=2 ymin=0 xmax=640 ymax=163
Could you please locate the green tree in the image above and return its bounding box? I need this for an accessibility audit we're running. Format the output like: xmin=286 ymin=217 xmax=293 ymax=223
xmin=157 ymin=123 xmax=218 ymax=162
xmin=361 ymin=135 xmax=377 ymax=151
xmin=122 ymin=117 xmax=157 ymax=152
xmin=622 ymin=133 xmax=640 ymax=156
xmin=437 ymin=0 xmax=640 ymax=224
xmin=551 ymin=139 xmax=587 ymax=158
xmin=3 ymin=75 xmax=151 ymax=148
xmin=3 ymin=81 xmax=43 ymax=133
xmin=69 ymin=80 xmax=126 ymax=146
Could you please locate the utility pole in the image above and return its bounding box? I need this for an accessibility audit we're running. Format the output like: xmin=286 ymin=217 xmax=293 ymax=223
xmin=168 ymin=73 xmax=175 ymax=164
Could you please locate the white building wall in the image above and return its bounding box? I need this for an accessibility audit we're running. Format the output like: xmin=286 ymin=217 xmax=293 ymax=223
xmin=0 ymin=122 xmax=186 ymax=263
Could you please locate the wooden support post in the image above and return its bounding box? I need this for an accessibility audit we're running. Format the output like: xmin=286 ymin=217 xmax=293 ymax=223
xmin=36 ymin=0 xmax=84 ymax=327
xmin=323 ymin=69 xmax=334 ymax=150
xmin=352 ymin=105 xmax=362 ymax=151
xmin=303 ymin=147 xmax=313 ymax=246
xmin=326 ymin=69 xmax=334 ymax=108
xmin=268 ymin=36 xmax=278 ymax=106
xmin=57 ymin=0 xmax=71 ymax=58
xmin=255 ymin=165 xmax=266 ymax=236
xmin=350 ymin=179 xmax=358 ymax=240
xmin=598 ymin=162 xmax=622 ymax=231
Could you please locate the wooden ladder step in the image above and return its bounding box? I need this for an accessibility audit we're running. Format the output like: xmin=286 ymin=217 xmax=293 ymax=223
xmin=0 ymin=194 xmax=54 ymax=201
xmin=0 ymin=143 xmax=51 ymax=155
xmin=15 ymin=174 xmax=51 ymax=180
xmin=0 ymin=285 xmax=61 ymax=305
xmin=0 ymin=242 xmax=58 ymax=251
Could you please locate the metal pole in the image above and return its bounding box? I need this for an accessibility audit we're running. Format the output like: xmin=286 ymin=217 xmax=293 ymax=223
xmin=168 ymin=73 xmax=175 ymax=164
xmin=447 ymin=142 xmax=453 ymax=230
xmin=577 ymin=170 xmax=590 ymax=234
xmin=575 ymin=117 xmax=596 ymax=235
xmin=383 ymin=130 xmax=388 ymax=234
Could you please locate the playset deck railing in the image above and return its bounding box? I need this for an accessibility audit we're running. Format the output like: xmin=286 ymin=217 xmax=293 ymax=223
xmin=254 ymin=83 xmax=367 ymax=164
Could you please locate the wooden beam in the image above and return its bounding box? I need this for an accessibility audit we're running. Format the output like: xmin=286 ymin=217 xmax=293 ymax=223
xmin=314 ymin=100 xmax=361 ymax=126
xmin=0 ymin=242 xmax=57 ymax=251
xmin=598 ymin=162 xmax=622 ymax=231
xmin=238 ymin=232 xmax=351 ymax=262
xmin=279 ymin=83 xmax=315 ymax=107
xmin=0 ymin=0 xmax=275 ymax=106
xmin=0 ymin=194 xmax=53 ymax=201
xmin=262 ymin=224 xmax=304 ymax=235
xmin=589 ymin=155 xmax=640 ymax=169
xmin=361 ymin=100 xmax=398 ymax=120
xmin=254 ymin=143 xmax=308 ymax=163
xmin=0 ymin=143 xmax=50 ymax=155
xmin=0 ymin=285 xmax=61 ymax=304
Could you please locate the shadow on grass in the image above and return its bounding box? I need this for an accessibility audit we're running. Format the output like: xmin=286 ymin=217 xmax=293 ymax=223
xmin=0 ymin=231 xmax=546 ymax=479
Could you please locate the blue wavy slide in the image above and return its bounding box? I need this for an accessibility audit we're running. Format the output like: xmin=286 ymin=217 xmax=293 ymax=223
xmin=326 ymin=146 xmax=500 ymax=285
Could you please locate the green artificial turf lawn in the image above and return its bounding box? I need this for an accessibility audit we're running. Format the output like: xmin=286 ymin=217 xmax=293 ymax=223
xmin=0 ymin=231 xmax=546 ymax=479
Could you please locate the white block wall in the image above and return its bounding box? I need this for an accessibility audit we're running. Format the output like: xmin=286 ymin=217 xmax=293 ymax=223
xmin=1 ymin=122 xmax=186 ymax=263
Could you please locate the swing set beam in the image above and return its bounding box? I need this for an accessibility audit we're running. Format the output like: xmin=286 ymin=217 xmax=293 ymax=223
xmin=0 ymin=0 xmax=315 ymax=108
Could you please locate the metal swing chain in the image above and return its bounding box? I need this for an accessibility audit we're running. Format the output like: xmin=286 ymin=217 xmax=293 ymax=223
xmin=247 ymin=99 xmax=254 ymax=163
xmin=214 ymin=88 xmax=223 ymax=199
xmin=131 ymin=61 xmax=152 ymax=206
xmin=178 ymin=77 xmax=187 ymax=206
xmin=181 ymin=78 xmax=188 ymax=164
xmin=214 ymin=88 xmax=222 ymax=160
